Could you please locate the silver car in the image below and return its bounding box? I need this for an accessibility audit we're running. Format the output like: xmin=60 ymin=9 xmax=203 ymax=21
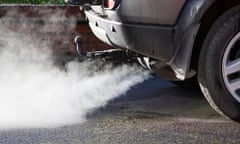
xmin=68 ymin=0 xmax=240 ymax=122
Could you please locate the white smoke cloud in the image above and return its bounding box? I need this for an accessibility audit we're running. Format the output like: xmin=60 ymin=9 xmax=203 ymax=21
xmin=0 ymin=14 xmax=150 ymax=129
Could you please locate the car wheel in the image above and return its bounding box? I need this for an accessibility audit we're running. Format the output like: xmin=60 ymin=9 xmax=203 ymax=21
xmin=198 ymin=6 xmax=240 ymax=122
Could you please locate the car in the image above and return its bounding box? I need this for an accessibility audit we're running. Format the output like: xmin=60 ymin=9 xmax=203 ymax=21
xmin=68 ymin=0 xmax=240 ymax=122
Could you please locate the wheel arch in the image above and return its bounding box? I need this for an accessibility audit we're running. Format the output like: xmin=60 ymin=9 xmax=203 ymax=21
xmin=190 ymin=0 xmax=240 ymax=79
xmin=170 ymin=0 xmax=216 ymax=80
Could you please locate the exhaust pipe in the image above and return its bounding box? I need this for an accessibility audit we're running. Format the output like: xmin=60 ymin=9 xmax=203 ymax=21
xmin=74 ymin=35 xmax=138 ymax=63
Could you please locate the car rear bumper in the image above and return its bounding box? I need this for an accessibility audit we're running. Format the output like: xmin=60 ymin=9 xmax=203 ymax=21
xmin=85 ymin=9 xmax=175 ymax=61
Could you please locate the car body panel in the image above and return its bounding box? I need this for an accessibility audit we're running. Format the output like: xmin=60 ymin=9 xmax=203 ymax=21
xmin=117 ymin=0 xmax=186 ymax=25
xmin=84 ymin=0 xmax=216 ymax=80
xmin=86 ymin=10 xmax=174 ymax=61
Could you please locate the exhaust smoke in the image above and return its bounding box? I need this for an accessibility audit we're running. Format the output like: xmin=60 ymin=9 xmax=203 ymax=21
xmin=0 ymin=12 xmax=150 ymax=129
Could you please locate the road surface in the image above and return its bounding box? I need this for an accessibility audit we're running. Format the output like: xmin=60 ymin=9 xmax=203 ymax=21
xmin=0 ymin=77 xmax=239 ymax=144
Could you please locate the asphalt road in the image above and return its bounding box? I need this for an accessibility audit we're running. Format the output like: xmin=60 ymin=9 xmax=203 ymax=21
xmin=0 ymin=77 xmax=239 ymax=144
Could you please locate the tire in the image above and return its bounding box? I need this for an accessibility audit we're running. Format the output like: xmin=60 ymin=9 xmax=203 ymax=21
xmin=198 ymin=6 xmax=240 ymax=122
